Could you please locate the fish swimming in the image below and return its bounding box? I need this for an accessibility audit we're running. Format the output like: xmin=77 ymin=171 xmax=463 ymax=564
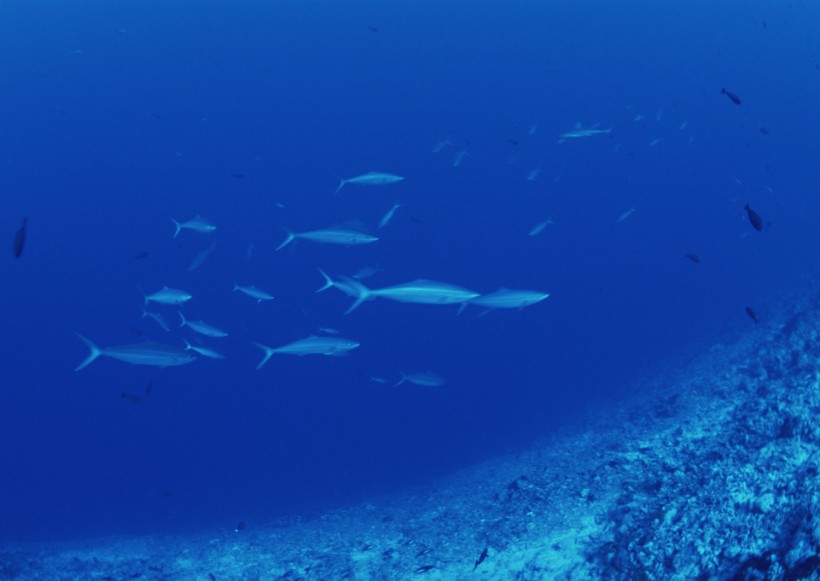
xmin=378 ymin=204 xmax=401 ymax=229
xmin=685 ymin=253 xmax=701 ymax=263
xmin=141 ymin=308 xmax=171 ymax=332
xmin=335 ymin=171 xmax=404 ymax=194
xmin=395 ymin=372 xmax=445 ymax=387
xmin=745 ymin=306 xmax=758 ymax=323
xmin=187 ymin=241 xmax=217 ymax=272
xmin=12 ymin=217 xmax=27 ymax=259
xmin=233 ymin=283 xmax=274 ymax=302
xmin=171 ymin=215 xmax=216 ymax=238
xmin=744 ymin=204 xmax=763 ymax=231
xmin=468 ymin=288 xmax=550 ymax=311
xmin=528 ymin=218 xmax=554 ymax=236
xmin=616 ymin=208 xmax=637 ymax=224
xmin=253 ymin=335 xmax=360 ymax=369
xmin=178 ymin=312 xmax=227 ymax=337
xmin=275 ymin=227 xmax=378 ymax=251
xmin=331 ymin=276 xmax=481 ymax=314
xmin=183 ymin=339 xmax=225 ymax=359
xmin=142 ymin=286 xmax=192 ymax=306
xmin=559 ymin=123 xmax=613 ymax=140
xmin=74 ymin=334 xmax=196 ymax=370
xmin=721 ymin=87 xmax=742 ymax=105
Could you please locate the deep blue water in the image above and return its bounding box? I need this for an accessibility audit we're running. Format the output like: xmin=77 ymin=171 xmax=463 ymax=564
xmin=2 ymin=0 xmax=819 ymax=542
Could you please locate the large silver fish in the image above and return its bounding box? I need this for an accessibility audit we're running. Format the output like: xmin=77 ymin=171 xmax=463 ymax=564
xmin=275 ymin=227 xmax=378 ymax=251
xmin=335 ymin=171 xmax=404 ymax=194
xmin=178 ymin=312 xmax=228 ymax=337
xmin=142 ymin=286 xmax=192 ymax=306
xmin=171 ymin=215 xmax=216 ymax=238
xmin=320 ymin=273 xmax=480 ymax=314
xmin=74 ymin=334 xmax=196 ymax=371
xmin=253 ymin=335 xmax=360 ymax=369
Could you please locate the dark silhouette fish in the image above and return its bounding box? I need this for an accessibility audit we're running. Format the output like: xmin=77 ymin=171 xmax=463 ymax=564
xmin=746 ymin=306 xmax=758 ymax=323
xmin=473 ymin=546 xmax=489 ymax=571
xmin=367 ymin=25 xmax=379 ymax=33
xmin=13 ymin=217 xmax=27 ymax=258
xmin=721 ymin=87 xmax=742 ymax=105
xmin=744 ymin=204 xmax=763 ymax=231
xmin=121 ymin=392 xmax=141 ymax=403
xmin=134 ymin=250 xmax=150 ymax=260
xmin=685 ymin=253 xmax=701 ymax=263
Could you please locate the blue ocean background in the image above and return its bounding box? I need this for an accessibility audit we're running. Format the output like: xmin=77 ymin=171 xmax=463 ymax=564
xmin=2 ymin=0 xmax=819 ymax=543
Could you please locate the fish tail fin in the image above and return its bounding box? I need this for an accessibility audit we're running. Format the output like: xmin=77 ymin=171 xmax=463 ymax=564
xmin=456 ymin=302 xmax=469 ymax=316
xmin=182 ymin=339 xmax=192 ymax=350
xmin=74 ymin=333 xmax=102 ymax=371
xmin=341 ymin=278 xmax=371 ymax=315
xmin=316 ymin=269 xmax=335 ymax=293
xmin=138 ymin=286 xmax=148 ymax=305
xmin=334 ymin=179 xmax=346 ymax=194
xmin=275 ymin=231 xmax=296 ymax=251
xmin=171 ymin=218 xmax=182 ymax=239
xmin=394 ymin=372 xmax=406 ymax=387
xmin=178 ymin=311 xmax=186 ymax=328
xmin=253 ymin=343 xmax=276 ymax=370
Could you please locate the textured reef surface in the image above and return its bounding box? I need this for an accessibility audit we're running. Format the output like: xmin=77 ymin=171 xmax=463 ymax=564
xmin=3 ymin=299 xmax=819 ymax=580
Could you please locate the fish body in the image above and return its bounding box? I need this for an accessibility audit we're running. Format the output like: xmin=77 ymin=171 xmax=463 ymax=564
xmin=616 ymin=208 xmax=637 ymax=224
xmin=395 ymin=372 xmax=445 ymax=387
xmin=721 ymin=87 xmax=742 ymax=105
xmin=141 ymin=309 xmax=171 ymax=332
xmin=143 ymin=286 xmax=192 ymax=306
xmin=179 ymin=312 xmax=227 ymax=337
xmin=12 ymin=217 xmax=27 ymax=259
xmin=685 ymin=253 xmax=701 ymax=263
xmin=171 ymin=215 xmax=216 ymax=238
xmin=254 ymin=335 xmax=360 ymax=368
xmin=378 ymin=204 xmax=401 ymax=229
xmin=528 ymin=218 xmax=554 ymax=236
xmin=469 ymin=288 xmax=550 ymax=310
xmin=339 ymin=278 xmax=480 ymax=314
xmin=744 ymin=204 xmax=763 ymax=231
xmin=745 ymin=306 xmax=758 ymax=323
xmin=276 ymin=227 xmax=378 ymax=251
xmin=559 ymin=124 xmax=613 ymax=140
xmin=187 ymin=241 xmax=217 ymax=272
xmin=335 ymin=171 xmax=404 ymax=194
xmin=474 ymin=547 xmax=489 ymax=571
xmin=75 ymin=334 xmax=196 ymax=370
xmin=431 ymin=139 xmax=452 ymax=154
xmin=183 ymin=339 xmax=225 ymax=359
xmin=233 ymin=284 xmax=274 ymax=302
xmin=526 ymin=168 xmax=542 ymax=181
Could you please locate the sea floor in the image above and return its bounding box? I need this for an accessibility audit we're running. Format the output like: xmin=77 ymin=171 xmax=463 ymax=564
xmin=2 ymin=305 xmax=819 ymax=580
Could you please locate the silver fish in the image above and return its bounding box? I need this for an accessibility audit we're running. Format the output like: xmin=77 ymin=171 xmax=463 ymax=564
xmin=233 ymin=283 xmax=274 ymax=302
xmin=187 ymin=241 xmax=217 ymax=272
xmin=329 ymin=276 xmax=480 ymax=314
xmin=178 ymin=312 xmax=227 ymax=337
xmin=335 ymin=171 xmax=404 ymax=194
xmin=253 ymin=335 xmax=360 ymax=369
xmin=75 ymin=334 xmax=196 ymax=371
xmin=142 ymin=286 xmax=192 ymax=306
xmin=141 ymin=308 xmax=171 ymax=332
xmin=171 ymin=215 xmax=216 ymax=238
xmin=395 ymin=372 xmax=445 ymax=387
xmin=378 ymin=204 xmax=401 ymax=229
xmin=276 ymin=227 xmax=378 ymax=251
xmin=183 ymin=339 xmax=225 ymax=360
xmin=558 ymin=124 xmax=613 ymax=141
xmin=528 ymin=218 xmax=555 ymax=236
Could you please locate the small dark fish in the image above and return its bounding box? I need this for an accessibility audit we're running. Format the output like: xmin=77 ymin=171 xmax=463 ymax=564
xmin=762 ymin=20 xmax=767 ymax=29
xmin=121 ymin=392 xmax=141 ymax=403
xmin=130 ymin=327 xmax=144 ymax=336
xmin=150 ymin=112 xmax=162 ymax=120
xmin=235 ymin=521 xmax=246 ymax=532
xmin=134 ymin=250 xmax=150 ymax=260
xmin=473 ymin=546 xmax=489 ymax=571
xmin=13 ymin=217 xmax=27 ymax=259
xmin=414 ymin=565 xmax=435 ymax=574
xmin=745 ymin=306 xmax=758 ymax=323
xmin=684 ymin=253 xmax=701 ymax=263
xmin=367 ymin=25 xmax=379 ymax=33
xmin=160 ymin=490 xmax=172 ymax=497
xmin=744 ymin=204 xmax=763 ymax=231
xmin=416 ymin=547 xmax=432 ymax=557
xmin=507 ymin=139 xmax=519 ymax=146
xmin=232 ymin=173 xmax=245 ymax=179
xmin=145 ymin=382 xmax=153 ymax=396
xmin=721 ymin=87 xmax=742 ymax=105
xmin=759 ymin=126 xmax=770 ymax=135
